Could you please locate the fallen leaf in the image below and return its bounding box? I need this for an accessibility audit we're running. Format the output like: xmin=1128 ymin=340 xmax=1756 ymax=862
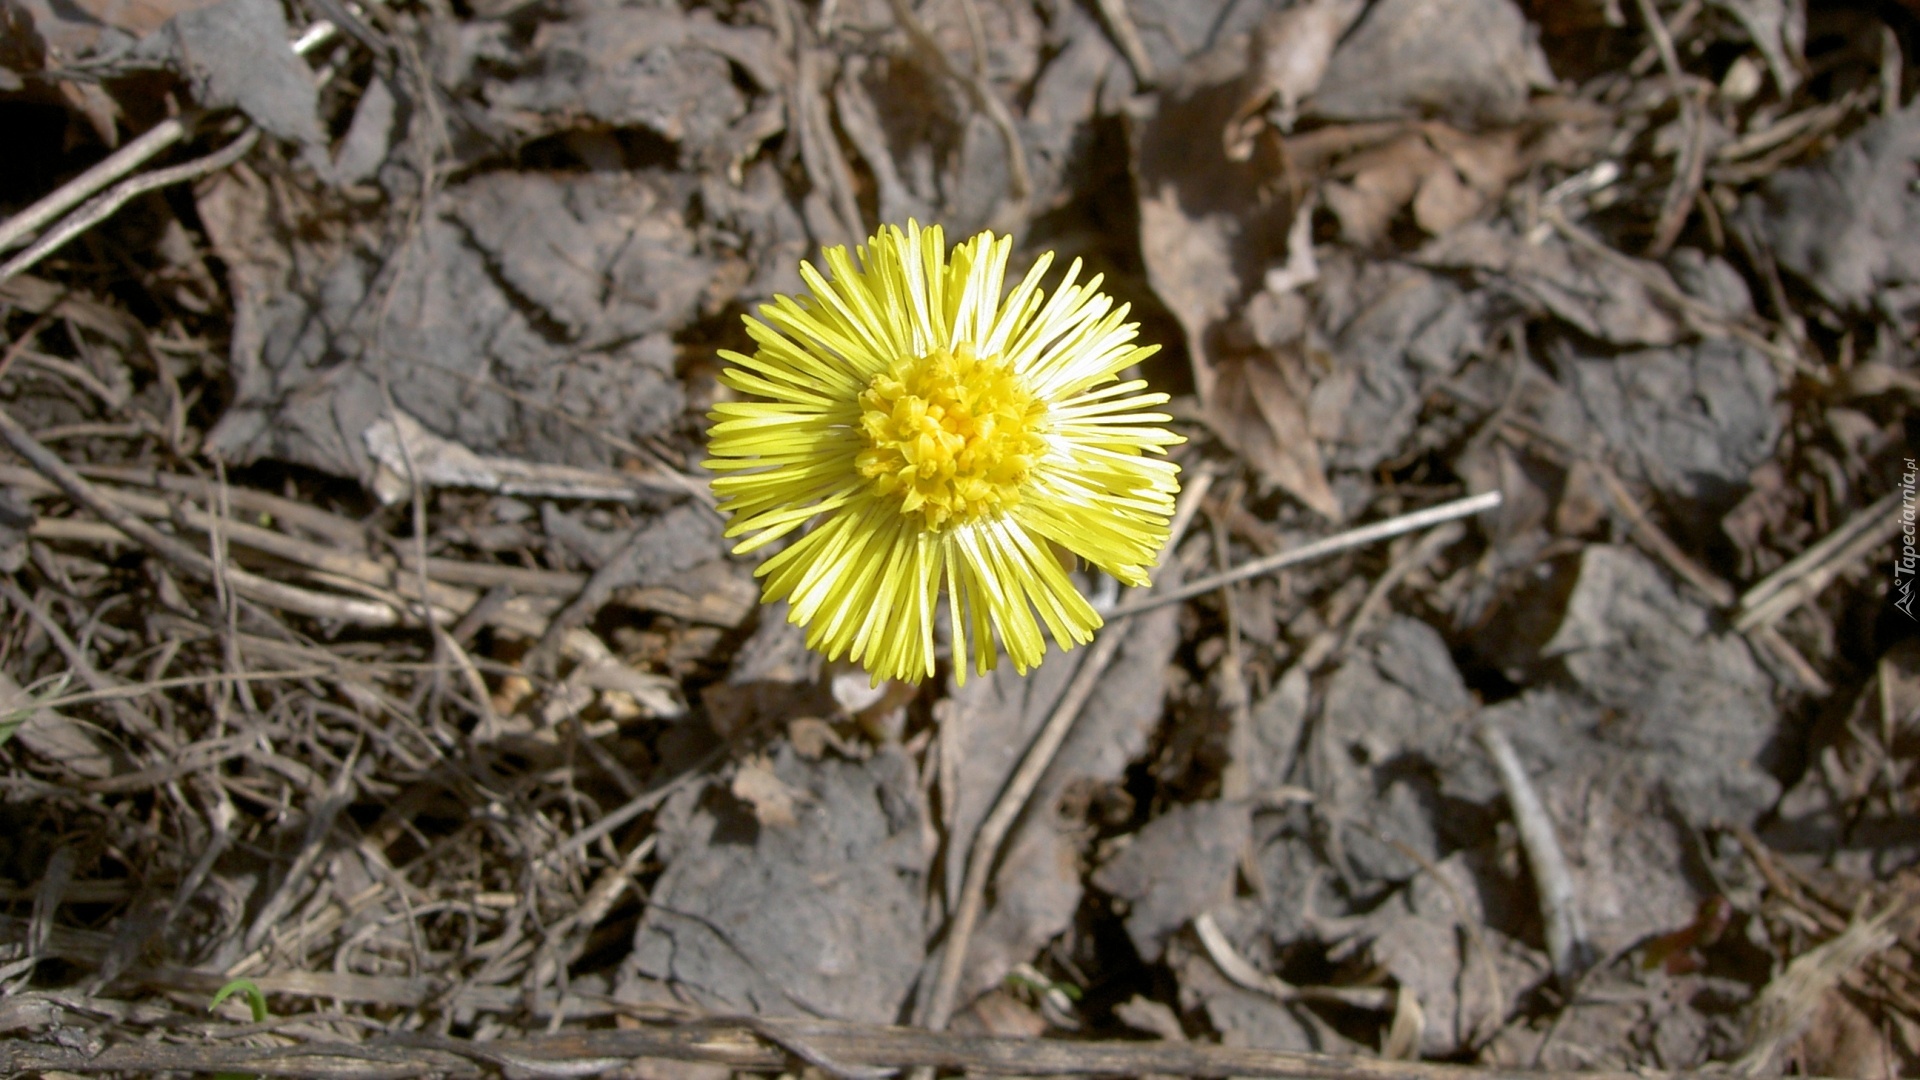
xmin=1748 ymin=103 xmax=1920 ymax=314
xmin=1 ymin=671 xmax=126 ymax=780
xmin=130 ymin=0 xmax=323 ymax=144
xmin=1132 ymin=49 xmax=1296 ymax=405
xmin=69 ymin=0 xmax=220 ymax=35
xmin=1207 ymin=348 xmax=1340 ymax=519
xmin=1416 ymin=222 xmax=1687 ymax=346
xmin=1230 ymin=0 xmax=1368 ymax=146
xmin=1324 ymin=134 xmax=1440 ymax=246
xmin=1324 ymin=126 xmax=1529 ymax=246
xmin=732 ymin=754 xmax=805 ymax=828
xmin=1312 ymin=0 xmax=1554 ymax=126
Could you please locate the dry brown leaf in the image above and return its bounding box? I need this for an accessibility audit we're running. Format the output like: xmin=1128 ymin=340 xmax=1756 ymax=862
xmin=1426 ymin=124 xmax=1526 ymax=193
xmin=1207 ymin=350 xmax=1340 ymax=519
xmin=730 ymin=754 xmax=806 ymax=828
xmin=1324 ymin=135 xmax=1441 ymax=246
xmin=1782 ymin=989 xmax=1899 ymax=1079
xmin=69 ymin=0 xmax=220 ymax=35
xmin=1136 ymin=180 xmax=1241 ymax=403
xmin=1323 ymin=126 xmax=1527 ymax=246
xmin=1312 ymin=0 xmax=1553 ymax=126
xmin=1230 ymin=0 xmax=1368 ymax=148
xmin=1416 ymin=222 xmax=1687 ymax=346
xmin=953 ymin=989 xmax=1049 ymax=1038
xmin=1132 ymin=48 xmax=1296 ymax=405
xmin=1412 ymin=164 xmax=1483 ymax=235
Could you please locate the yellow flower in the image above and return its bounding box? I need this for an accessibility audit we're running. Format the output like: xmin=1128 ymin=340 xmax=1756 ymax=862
xmin=704 ymin=222 xmax=1182 ymax=684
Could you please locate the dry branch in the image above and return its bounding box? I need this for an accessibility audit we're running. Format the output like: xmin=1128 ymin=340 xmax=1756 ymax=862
xmin=0 ymin=1010 xmax=1799 ymax=1079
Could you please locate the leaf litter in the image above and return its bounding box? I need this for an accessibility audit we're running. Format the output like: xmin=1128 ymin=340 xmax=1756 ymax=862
xmin=0 ymin=0 xmax=1918 ymax=1075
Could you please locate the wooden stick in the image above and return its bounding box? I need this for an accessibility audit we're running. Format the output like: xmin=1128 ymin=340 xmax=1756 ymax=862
xmin=1108 ymin=491 xmax=1501 ymax=618
xmin=0 ymin=1009 xmax=1785 ymax=1079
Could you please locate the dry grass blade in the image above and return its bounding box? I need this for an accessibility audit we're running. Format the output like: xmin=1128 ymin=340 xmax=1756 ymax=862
xmin=0 ymin=405 xmax=404 ymax=625
xmin=1736 ymin=896 xmax=1911 ymax=1076
xmin=1734 ymin=491 xmax=1904 ymax=631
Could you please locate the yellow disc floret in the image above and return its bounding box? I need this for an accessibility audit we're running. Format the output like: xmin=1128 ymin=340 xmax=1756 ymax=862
xmin=855 ymin=342 xmax=1046 ymax=531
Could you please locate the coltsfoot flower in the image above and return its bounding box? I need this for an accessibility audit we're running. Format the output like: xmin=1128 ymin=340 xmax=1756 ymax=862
xmin=704 ymin=222 xmax=1182 ymax=684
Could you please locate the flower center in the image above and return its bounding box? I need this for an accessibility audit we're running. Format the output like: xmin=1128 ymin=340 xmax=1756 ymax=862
xmin=855 ymin=343 xmax=1046 ymax=531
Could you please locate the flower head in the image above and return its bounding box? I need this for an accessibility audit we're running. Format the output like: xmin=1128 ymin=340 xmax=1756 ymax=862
xmin=704 ymin=222 xmax=1182 ymax=683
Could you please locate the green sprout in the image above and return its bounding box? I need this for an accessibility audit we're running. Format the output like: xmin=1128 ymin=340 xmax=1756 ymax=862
xmin=209 ymin=978 xmax=270 ymax=1080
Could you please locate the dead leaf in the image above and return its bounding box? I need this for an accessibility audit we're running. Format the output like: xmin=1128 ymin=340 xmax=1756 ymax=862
xmin=1353 ymin=852 xmax=1543 ymax=1057
xmin=1091 ymin=799 xmax=1252 ymax=962
xmin=1416 ymin=222 xmax=1687 ymax=346
xmin=1230 ymin=0 xmax=1367 ymax=148
xmin=1114 ymin=994 xmax=1187 ymax=1040
xmin=1324 ymin=135 xmax=1436 ymax=246
xmin=1748 ymin=103 xmax=1920 ymax=314
xmin=69 ymin=0 xmax=219 ymax=36
xmin=732 ymin=754 xmax=805 ymax=828
xmin=1719 ymin=461 xmax=1798 ymax=578
xmin=953 ymin=989 xmax=1049 ymax=1037
xmin=788 ymin=717 xmax=867 ymax=761
xmin=1324 ymin=126 xmax=1529 ymax=246
xmin=130 ymin=0 xmax=323 ymax=145
xmin=1312 ymin=0 xmax=1554 ymax=126
xmin=1132 ymin=51 xmax=1297 ymax=405
xmin=1 ymin=671 xmax=125 ymax=780
xmin=1785 ymin=989 xmax=1898 ymax=1080
xmin=1207 ymin=349 xmax=1340 ymax=519
xmin=620 ymin=746 xmax=928 ymax=1022
xmin=946 ymin=606 xmax=1184 ymax=1008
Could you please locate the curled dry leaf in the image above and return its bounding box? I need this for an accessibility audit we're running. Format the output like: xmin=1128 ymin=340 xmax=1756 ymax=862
xmin=1227 ymin=0 xmax=1367 ymax=151
xmin=1208 ymin=347 xmax=1340 ymax=519
xmin=1321 ymin=125 xmax=1528 ymax=247
xmin=1312 ymin=0 xmax=1554 ymax=126
xmin=732 ymin=754 xmax=807 ymax=828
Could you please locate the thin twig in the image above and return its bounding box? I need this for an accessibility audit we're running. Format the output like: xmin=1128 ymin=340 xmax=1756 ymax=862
xmin=1477 ymin=723 xmax=1589 ymax=988
xmin=884 ymin=0 xmax=1031 ymax=207
xmin=1632 ymin=0 xmax=1705 ymax=256
xmin=1193 ymin=911 xmax=1393 ymax=1010
xmin=1092 ymin=0 xmax=1156 ymax=86
xmin=1593 ymin=463 xmax=1735 ymax=607
xmin=1336 ymin=520 xmax=1466 ymax=658
xmin=1108 ymin=491 xmax=1501 ymax=618
xmin=0 ymin=128 xmax=263 ymax=287
xmin=0 ymin=577 xmax=173 ymax=752
xmin=1733 ymin=492 xmax=1903 ymax=631
xmin=0 ymin=404 xmax=402 ymax=626
xmin=533 ymin=748 xmax=726 ymax=871
xmin=0 ymin=1008 xmax=1812 ymax=1078
xmin=0 ymin=22 xmax=336 ymax=261
xmin=0 ymin=119 xmax=191 ymax=257
xmin=922 ymin=471 xmax=1213 ymax=1031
